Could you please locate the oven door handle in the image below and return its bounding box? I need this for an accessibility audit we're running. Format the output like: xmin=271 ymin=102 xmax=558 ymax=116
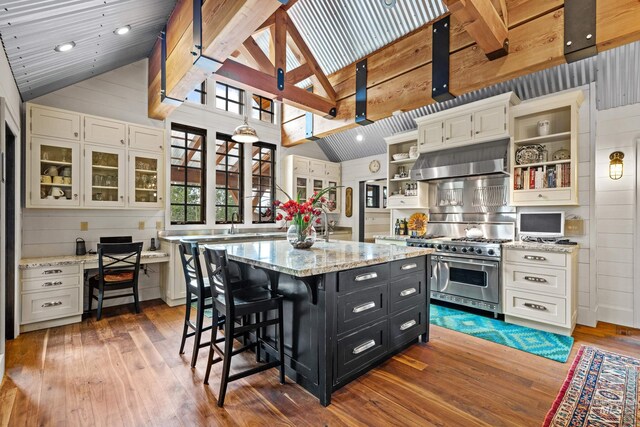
xmin=438 ymin=256 xmax=498 ymax=268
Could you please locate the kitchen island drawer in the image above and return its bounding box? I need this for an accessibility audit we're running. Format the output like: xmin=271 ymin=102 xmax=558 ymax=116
xmin=22 ymin=264 xmax=81 ymax=280
xmin=505 ymin=290 xmax=566 ymax=326
xmin=337 ymin=284 xmax=388 ymax=334
xmin=22 ymin=274 xmax=81 ymax=293
xmin=21 ymin=287 xmax=81 ymax=324
xmin=388 ymin=274 xmax=424 ymax=313
xmin=338 ymin=263 xmax=388 ymax=292
xmin=505 ymin=264 xmax=566 ymax=296
xmin=389 ymin=305 xmax=426 ymax=350
xmin=505 ymin=249 xmax=566 ymax=268
xmin=336 ymin=320 xmax=388 ymax=384
xmin=390 ymin=257 xmax=425 ymax=276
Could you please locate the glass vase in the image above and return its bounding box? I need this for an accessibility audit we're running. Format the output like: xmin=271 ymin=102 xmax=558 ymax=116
xmin=287 ymin=223 xmax=316 ymax=249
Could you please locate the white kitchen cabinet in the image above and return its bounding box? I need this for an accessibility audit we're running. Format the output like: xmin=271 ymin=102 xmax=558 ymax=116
xmin=418 ymin=120 xmax=444 ymax=152
xmin=29 ymin=137 xmax=81 ymax=208
xmin=84 ymin=116 xmax=127 ymax=147
xmin=293 ymin=157 xmax=309 ymax=174
xmin=309 ymin=160 xmax=325 ymax=176
xmin=325 ymin=163 xmax=341 ymax=179
xmin=282 ymin=155 xmax=341 ymax=213
xmin=128 ymin=124 xmax=164 ymax=153
xmin=83 ymin=144 xmax=126 ymax=208
xmin=30 ymin=105 xmax=81 ymax=141
xmin=385 ymin=131 xmax=428 ymax=211
xmin=473 ymin=105 xmax=506 ymax=139
xmin=128 ymin=150 xmax=164 ymax=208
xmin=444 ymin=114 xmax=473 ymax=144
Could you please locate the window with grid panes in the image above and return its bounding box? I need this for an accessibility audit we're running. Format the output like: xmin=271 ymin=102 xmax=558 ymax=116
xmin=185 ymin=81 xmax=206 ymax=105
xmin=251 ymin=142 xmax=276 ymax=223
xmin=215 ymin=82 xmax=244 ymax=115
xmin=251 ymin=94 xmax=275 ymax=124
xmin=170 ymin=125 xmax=206 ymax=224
xmin=215 ymin=133 xmax=243 ymax=223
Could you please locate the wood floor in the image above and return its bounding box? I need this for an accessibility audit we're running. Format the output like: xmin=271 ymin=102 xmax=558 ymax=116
xmin=1 ymin=300 xmax=639 ymax=427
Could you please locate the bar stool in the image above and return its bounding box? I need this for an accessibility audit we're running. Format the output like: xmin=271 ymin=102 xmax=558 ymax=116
xmin=203 ymin=246 xmax=285 ymax=407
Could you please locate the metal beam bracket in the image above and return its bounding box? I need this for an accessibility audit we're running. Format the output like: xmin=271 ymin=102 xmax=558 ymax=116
xmin=305 ymin=87 xmax=319 ymax=141
xmin=160 ymin=30 xmax=183 ymax=106
xmin=192 ymin=0 xmax=224 ymax=73
xmin=355 ymin=58 xmax=374 ymax=126
xmin=431 ymin=16 xmax=455 ymax=102
xmin=277 ymin=68 xmax=285 ymax=91
xmin=564 ymin=0 xmax=597 ymax=63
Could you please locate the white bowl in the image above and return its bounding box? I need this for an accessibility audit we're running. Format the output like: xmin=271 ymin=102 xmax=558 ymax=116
xmin=392 ymin=153 xmax=409 ymax=161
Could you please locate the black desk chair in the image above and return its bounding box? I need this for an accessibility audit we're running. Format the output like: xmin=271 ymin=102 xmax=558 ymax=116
xmin=88 ymin=242 xmax=143 ymax=320
xmin=100 ymin=236 xmax=133 ymax=244
xmin=203 ymin=246 xmax=285 ymax=407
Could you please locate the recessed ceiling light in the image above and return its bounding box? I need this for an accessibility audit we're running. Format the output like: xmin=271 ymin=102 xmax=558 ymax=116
xmin=54 ymin=41 xmax=76 ymax=52
xmin=382 ymin=0 xmax=397 ymax=8
xmin=356 ymin=134 xmax=364 ymax=142
xmin=114 ymin=25 xmax=131 ymax=35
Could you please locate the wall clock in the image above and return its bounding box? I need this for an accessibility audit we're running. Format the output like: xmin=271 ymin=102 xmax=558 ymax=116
xmin=369 ymin=160 xmax=380 ymax=173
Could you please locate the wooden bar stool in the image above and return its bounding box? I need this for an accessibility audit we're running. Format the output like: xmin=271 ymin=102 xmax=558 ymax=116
xmin=203 ymin=246 xmax=285 ymax=407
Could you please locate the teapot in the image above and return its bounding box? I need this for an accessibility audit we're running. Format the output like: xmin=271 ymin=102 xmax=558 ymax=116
xmin=464 ymin=224 xmax=484 ymax=239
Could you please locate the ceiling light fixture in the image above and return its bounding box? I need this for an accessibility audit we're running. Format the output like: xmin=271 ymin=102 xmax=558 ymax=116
xmin=356 ymin=134 xmax=364 ymax=142
xmin=382 ymin=0 xmax=397 ymax=8
xmin=114 ymin=25 xmax=131 ymax=35
xmin=54 ymin=41 xmax=76 ymax=52
xmin=232 ymin=116 xmax=259 ymax=143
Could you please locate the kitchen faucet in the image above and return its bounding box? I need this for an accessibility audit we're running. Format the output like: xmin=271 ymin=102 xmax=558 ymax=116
xmin=229 ymin=212 xmax=240 ymax=234
xmin=322 ymin=210 xmax=330 ymax=242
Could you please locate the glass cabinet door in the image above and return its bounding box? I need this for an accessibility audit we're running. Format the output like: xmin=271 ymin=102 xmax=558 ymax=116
xmin=84 ymin=145 xmax=125 ymax=207
xmin=30 ymin=137 xmax=80 ymax=207
xmin=327 ymin=180 xmax=339 ymax=212
xmin=295 ymin=176 xmax=308 ymax=201
xmin=313 ymin=178 xmax=324 ymax=197
xmin=129 ymin=150 xmax=164 ymax=208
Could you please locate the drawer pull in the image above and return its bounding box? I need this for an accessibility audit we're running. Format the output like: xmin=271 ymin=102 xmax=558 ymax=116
xmin=401 ymin=263 xmax=418 ymax=270
xmin=524 ymin=276 xmax=547 ymax=283
xmin=523 ymin=255 xmax=546 ymax=261
xmin=42 ymin=281 xmax=63 ymax=287
xmin=43 ymin=269 xmax=63 ymax=275
xmin=352 ymin=301 xmax=376 ymax=313
xmin=400 ymin=320 xmax=417 ymax=331
xmin=41 ymin=301 xmax=63 ymax=308
xmin=524 ymin=302 xmax=548 ymax=311
xmin=352 ymin=339 xmax=376 ymax=355
xmin=355 ymin=272 xmax=378 ymax=282
xmin=400 ymin=287 xmax=417 ymax=297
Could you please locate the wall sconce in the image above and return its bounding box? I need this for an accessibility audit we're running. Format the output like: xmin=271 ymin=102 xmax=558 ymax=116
xmin=609 ymin=151 xmax=624 ymax=180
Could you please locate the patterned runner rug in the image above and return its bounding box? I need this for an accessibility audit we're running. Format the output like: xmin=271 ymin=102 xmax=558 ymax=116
xmin=543 ymin=346 xmax=640 ymax=427
xmin=430 ymin=304 xmax=574 ymax=362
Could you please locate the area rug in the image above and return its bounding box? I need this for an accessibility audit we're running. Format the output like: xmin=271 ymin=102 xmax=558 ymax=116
xmin=543 ymin=346 xmax=640 ymax=426
xmin=430 ymin=304 xmax=574 ymax=362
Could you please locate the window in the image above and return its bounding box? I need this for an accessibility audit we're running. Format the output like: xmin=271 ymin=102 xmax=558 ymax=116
xmin=366 ymin=184 xmax=380 ymax=208
xmin=251 ymin=94 xmax=275 ymax=123
xmin=215 ymin=82 xmax=244 ymax=115
xmin=185 ymin=81 xmax=206 ymax=105
xmin=170 ymin=124 xmax=206 ymax=224
xmin=252 ymin=142 xmax=276 ymax=223
xmin=215 ymin=133 xmax=243 ymax=223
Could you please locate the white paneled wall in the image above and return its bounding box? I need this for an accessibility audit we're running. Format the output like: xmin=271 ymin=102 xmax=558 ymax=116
xmin=595 ymin=102 xmax=639 ymax=327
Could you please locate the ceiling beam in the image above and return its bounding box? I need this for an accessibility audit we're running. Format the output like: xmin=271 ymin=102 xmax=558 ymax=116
xmin=239 ymin=36 xmax=275 ymax=75
xmin=286 ymin=63 xmax=313 ymax=84
xmin=274 ymin=9 xmax=288 ymax=84
xmin=443 ymin=0 xmax=509 ymax=59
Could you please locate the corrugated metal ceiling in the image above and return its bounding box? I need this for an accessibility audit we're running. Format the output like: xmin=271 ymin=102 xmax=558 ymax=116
xmin=0 ymin=0 xmax=177 ymax=100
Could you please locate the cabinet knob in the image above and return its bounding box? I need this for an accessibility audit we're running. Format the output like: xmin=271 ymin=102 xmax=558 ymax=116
xmin=120 ymin=196 xmax=124 ymax=199
xmin=159 ymin=145 xmax=163 ymax=150
xmin=538 ymin=194 xmax=543 ymax=198
xmin=446 ymin=137 xmax=450 ymax=140
xmin=74 ymin=132 xmax=78 ymax=137
xmin=475 ymin=131 xmax=480 ymax=134
xmin=73 ymin=194 xmax=78 ymax=199
xmin=121 ymin=139 xmax=125 ymax=144
xmin=159 ymin=197 xmax=163 ymax=201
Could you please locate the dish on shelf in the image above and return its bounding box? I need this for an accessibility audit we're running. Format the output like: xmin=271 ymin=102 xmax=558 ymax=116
xmin=392 ymin=153 xmax=409 ymax=161
xmin=515 ymin=144 xmax=544 ymax=165
xmin=552 ymin=148 xmax=570 ymax=160
xmin=408 ymin=213 xmax=428 ymax=235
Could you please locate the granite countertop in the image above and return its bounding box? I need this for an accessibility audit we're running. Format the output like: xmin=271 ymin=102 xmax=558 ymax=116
xmin=159 ymin=231 xmax=288 ymax=243
xmin=373 ymin=235 xmax=410 ymax=241
xmin=502 ymin=241 xmax=580 ymax=253
xmin=208 ymin=240 xmax=434 ymax=277
xmin=19 ymin=251 xmax=170 ymax=269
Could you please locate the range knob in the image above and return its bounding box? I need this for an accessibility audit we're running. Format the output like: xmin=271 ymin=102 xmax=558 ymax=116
xmin=436 ymin=244 xmax=443 ymax=250
xmin=421 ymin=243 xmax=427 ymax=248
xmin=487 ymin=249 xmax=495 ymax=256
xmin=444 ymin=245 xmax=450 ymax=250
xmin=451 ymin=246 xmax=457 ymax=252
xmin=475 ymin=248 xmax=483 ymax=254
xmin=461 ymin=247 xmax=468 ymax=253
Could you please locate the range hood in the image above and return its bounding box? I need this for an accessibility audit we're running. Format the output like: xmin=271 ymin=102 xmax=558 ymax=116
xmin=410 ymin=139 xmax=510 ymax=181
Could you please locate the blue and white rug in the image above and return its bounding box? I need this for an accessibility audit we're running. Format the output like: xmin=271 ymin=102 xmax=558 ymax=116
xmin=430 ymin=304 xmax=574 ymax=363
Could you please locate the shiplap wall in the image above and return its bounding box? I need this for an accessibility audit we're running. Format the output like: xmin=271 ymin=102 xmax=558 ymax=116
xmin=594 ymin=103 xmax=639 ymax=327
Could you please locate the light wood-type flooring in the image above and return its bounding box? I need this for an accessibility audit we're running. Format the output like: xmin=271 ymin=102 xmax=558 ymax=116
xmin=1 ymin=299 xmax=639 ymax=426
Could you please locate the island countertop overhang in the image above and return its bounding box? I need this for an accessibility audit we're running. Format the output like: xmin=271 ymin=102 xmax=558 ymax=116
xmin=206 ymin=240 xmax=435 ymax=277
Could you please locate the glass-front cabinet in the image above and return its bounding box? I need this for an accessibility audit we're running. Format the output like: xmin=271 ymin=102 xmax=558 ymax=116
xmin=83 ymin=145 xmax=126 ymax=207
xmin=128 ymin=151 xmax=163 ymax=208
xmin=327 ymin=179 xmax=339 ymax=212
xmin=295 ymin=176 xmax=308 ymax=201
xmin=30 ymin=137 xmax=81 ymax=207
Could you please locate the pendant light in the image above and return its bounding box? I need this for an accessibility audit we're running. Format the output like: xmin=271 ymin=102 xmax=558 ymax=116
xmin=609 ymin=151 xmax=624 ymax=180
xmin=232 ymin=116 xmax=259 ymax=143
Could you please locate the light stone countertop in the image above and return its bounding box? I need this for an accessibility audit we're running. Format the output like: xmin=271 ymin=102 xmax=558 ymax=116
xmin=373 ymin=235 xmax=411 ymax=241
xmin=502 ymin=241 xmax=580 ymax=254
xmin=19 ymin=251 xmax=170 ymax=269
xmin=207 ymin=240 xmax=434 ymax=277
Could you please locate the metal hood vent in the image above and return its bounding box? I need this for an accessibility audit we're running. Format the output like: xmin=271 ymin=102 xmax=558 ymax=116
xmin=410 ymin=139 xmax=509 ymax=181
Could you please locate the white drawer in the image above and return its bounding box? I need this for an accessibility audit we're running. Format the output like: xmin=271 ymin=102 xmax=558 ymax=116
xmin=505 ymin=289 xmax=567 ymax=327
xmin=505 ymin=249 xmax=566 ymax=268
xmin=504 ymin=264 xmax=566 ymax=296
xmin=512 ymin=189 xmax=572 ymax=203
xmin=21 ymin=287 xmax=81 ymax=324
xmin=22 ymin=264 xmax=81 ymax=280
xmin=22 ymin=274 xmax=81 ymax=293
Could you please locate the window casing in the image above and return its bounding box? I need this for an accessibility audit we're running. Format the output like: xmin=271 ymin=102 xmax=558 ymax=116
xmin=215 ymin=82 xmax=244 ymax=115
xmin=252 ymin=142 xmax=276 ymax=223
xmin=215 ymin=133 xmax=244 ymax=223
xmin=170 ymin=124 xmax=206 ymax=225
xmin=185 ymin=81 xmax=206 ymax=105
xmin=251 ymin=94 xmax=275 ymax=124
